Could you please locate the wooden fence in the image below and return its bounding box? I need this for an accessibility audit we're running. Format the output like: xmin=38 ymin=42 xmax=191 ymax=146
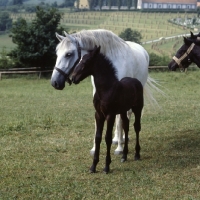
xmin=1 ymin=66 xmax=197 ymax=80
xmin=0 ymin=67 xmax=53 ymax=80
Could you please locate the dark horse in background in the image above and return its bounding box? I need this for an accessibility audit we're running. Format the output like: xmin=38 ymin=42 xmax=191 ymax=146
xmin=72 ymin=46 xmax=143 ymax=173
xmin=168 ymin=32 xmax=200 ymax=71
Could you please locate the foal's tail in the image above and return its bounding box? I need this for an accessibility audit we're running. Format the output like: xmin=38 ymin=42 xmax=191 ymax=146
xmin=143 ymin=76 xmax=165 ymax=107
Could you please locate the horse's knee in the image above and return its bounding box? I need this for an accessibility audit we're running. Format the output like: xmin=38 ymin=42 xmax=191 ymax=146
xmin=134 ymin=122 xmax=141 ymax=133
xmin=95 ymin=134 xmax=102 ymax=143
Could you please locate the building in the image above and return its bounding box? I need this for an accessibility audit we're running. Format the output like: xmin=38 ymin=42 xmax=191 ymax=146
xmin=138 ymin=0 xmax=197 ymax=10
xmin=75 ymin=0 xmax=198 ymax=10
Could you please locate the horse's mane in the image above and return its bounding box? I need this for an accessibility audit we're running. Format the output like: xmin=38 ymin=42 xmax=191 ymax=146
xmin=58 ymin=29 xmax=129 ymax=58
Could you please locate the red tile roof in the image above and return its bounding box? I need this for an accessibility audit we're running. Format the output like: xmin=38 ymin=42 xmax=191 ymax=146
xmin=142 ymin=0 xmax=196 ymax=3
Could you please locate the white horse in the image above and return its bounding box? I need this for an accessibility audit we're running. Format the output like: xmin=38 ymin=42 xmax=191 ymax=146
xmin=51 ymin=29 xmax=159 ymax=155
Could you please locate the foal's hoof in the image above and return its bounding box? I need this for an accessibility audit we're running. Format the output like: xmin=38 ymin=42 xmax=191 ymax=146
xmin=90 ymin=166 xmax=96 ymax=173
xmin=134 ymin=155 xmax=140 ymax=161
xmin=103 ymin=167 xmax=110 ymax=174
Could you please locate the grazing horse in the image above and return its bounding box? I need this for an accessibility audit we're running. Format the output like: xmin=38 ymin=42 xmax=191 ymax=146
xmin=168 ymin=37 xmax=200 ymax=71
xmin=71 ymin=46 xmax=143 ymax=173
xmin=51 ymin=29 xmax=160 ymax=155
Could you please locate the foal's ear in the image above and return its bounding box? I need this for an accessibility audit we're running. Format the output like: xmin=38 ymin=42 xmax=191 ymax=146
xmin=92 ymin=45 xmax=101 ymax=56
xmin=183 ymin=36 xmax=190 ymax=45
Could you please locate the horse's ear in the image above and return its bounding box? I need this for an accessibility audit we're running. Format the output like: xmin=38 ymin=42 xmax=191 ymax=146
xmin=63 ymin=31 xmax=68 ymax=36
xmin=56 ymin=33 xmax=65 ymax=42
xmin=183 ymin=36 xmax=191 ymax=45
xmin=190 ymin=31 xmax=194 ymax=38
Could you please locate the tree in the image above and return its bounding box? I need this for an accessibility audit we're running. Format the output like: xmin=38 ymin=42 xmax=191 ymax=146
xmin=0 ymin=0 xmax=8 ymax=7
xmin=12 ymin=0 xmax=22 ymax=5
xmin=0 ymin=12 xmax=12 ymax=31
xmin=9 ymin=7 xmax=64 ymax=68
xmin=119 ymin=28 xmax=142 ymax=44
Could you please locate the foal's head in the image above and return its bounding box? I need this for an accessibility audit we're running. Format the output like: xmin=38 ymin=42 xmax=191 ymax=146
xmin=72 ymin=46 xmax=101 ymax=84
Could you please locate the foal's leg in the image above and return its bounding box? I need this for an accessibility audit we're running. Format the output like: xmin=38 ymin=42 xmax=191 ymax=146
xmin=90 ymin=111 xmax=105 ymax=173
xmin=120 ymin=112 xmax=129 ymax=163
xmin=104 ymin=115 xmax=115 ymax=173
xmin=132 ymin=107 xmax=142 ymax=160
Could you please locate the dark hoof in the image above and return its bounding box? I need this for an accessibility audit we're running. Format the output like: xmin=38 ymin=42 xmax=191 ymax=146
xmin=90 ymin=169 xmax=96 ymax=173
xmin=134 ymin=156 xmax=140 ymax=161
xmin=103 ymin=167 xmax=110 ymax=174
xmin=90 ymin=166 xmax=96 ymax=173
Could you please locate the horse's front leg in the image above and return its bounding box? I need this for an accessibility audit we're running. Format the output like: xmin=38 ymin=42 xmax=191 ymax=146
xmin=90 ymin=111 xmax=105 ymax=173
xmin=104 ymin=114 xmax=115 ymax=173
xmin=120 ymin=112 xmax=129 ymax=162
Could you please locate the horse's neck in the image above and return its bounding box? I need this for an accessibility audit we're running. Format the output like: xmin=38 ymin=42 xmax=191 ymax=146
xmin=92 ymin=55 xmax=119 ymax=101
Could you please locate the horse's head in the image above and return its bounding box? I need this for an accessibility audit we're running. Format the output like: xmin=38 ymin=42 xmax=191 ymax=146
xmin=168 ymin=37 xmax=200 ymax=71
xmin=189 ymin=31 xmax=200 ymax=40
xmin=72 ymin=46 xmax=101 ymax=84
xmin=51 ymin=32 xmax=82 ymax=90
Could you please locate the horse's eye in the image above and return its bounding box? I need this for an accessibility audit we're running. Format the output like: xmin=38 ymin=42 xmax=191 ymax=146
xmin=65 ymin=53 xmax=71 ymax=57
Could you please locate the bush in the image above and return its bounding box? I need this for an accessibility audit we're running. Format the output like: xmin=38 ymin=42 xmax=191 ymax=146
xmin=0 ymin=47 xmax=16 ymax=69
xmin=149 ymin=53 xmax=170 ymax=66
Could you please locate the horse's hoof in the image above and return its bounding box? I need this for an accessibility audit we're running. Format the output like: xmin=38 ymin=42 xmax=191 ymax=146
xmin=112 ymin=140 xmax=118 ymax=145
xmin=103 ymin=167 xmax=110 ymax=174
xmin=134 ymin=156 xmax=140 ymax=161
xmin=114 ymin=150 xmax=123 ymax=155
xmin=121 ymin=158 xmax=127 ymax=163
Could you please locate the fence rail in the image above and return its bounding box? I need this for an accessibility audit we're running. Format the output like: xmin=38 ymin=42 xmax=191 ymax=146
xmin=0 ymin=69 xmax=53 ymax=80
xmin=0 ymin=65 xmax=198 ymax=80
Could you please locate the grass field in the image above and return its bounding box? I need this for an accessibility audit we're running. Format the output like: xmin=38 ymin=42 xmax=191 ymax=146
xmin=0 ymin=71 xmax=200 ymax=199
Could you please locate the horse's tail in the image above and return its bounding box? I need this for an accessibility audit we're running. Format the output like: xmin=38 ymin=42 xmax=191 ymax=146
xmin=143 ymin=75 xmax=165 ymax=107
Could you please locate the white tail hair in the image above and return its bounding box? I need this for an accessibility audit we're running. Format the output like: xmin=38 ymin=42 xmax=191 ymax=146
xmin=144 ymin=76 xmax=166 ymax=107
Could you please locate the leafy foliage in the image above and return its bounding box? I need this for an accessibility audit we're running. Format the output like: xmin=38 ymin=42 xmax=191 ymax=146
xmin=9 ymin=7 xmax=64 ymax=68
xmin=0 ymin=47 xmax=16 ymax=69
xmin=149 ymin=53 xmax=170 ymax=66
xmin=0 ymin=12 xmax=12 ymax=31
xmin=119 ymin=28 xmax=142 ymax=44
xmin=0 ymin=0 xmax=8 ymax=6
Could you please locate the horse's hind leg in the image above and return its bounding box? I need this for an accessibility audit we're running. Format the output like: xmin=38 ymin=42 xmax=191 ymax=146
xmin=120 ymin=112 xmax=129 ymax=163
xmin=113 ymin=114 xmax=123 ymax=155
xmin=90 ymin=111 xmax=105 ymax=173
xmin=132 ymin=107 xmax=142 ymax=160
xmin=104 ymin=115 xmax=115 ymax=173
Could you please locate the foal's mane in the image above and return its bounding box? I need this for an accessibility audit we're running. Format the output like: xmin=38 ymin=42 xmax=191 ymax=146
xmin=58 ymin=29 xmax=129 ymax=58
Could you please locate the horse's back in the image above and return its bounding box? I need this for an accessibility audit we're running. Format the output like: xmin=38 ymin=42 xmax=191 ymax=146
xmin=113 ymin=41 xmax=148 ymax=86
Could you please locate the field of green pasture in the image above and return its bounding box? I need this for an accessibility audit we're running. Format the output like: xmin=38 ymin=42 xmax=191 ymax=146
xmin=0 ymin=11 xmax=198 ymax=55
xmin=0 ymin=71 xmax=200 ymax=199
xmin=10 ymin=11 xmax=195 ymax=41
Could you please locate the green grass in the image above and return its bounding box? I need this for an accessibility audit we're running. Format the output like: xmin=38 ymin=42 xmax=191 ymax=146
xmin=0 ymin=71 xmax=200 ymax=199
